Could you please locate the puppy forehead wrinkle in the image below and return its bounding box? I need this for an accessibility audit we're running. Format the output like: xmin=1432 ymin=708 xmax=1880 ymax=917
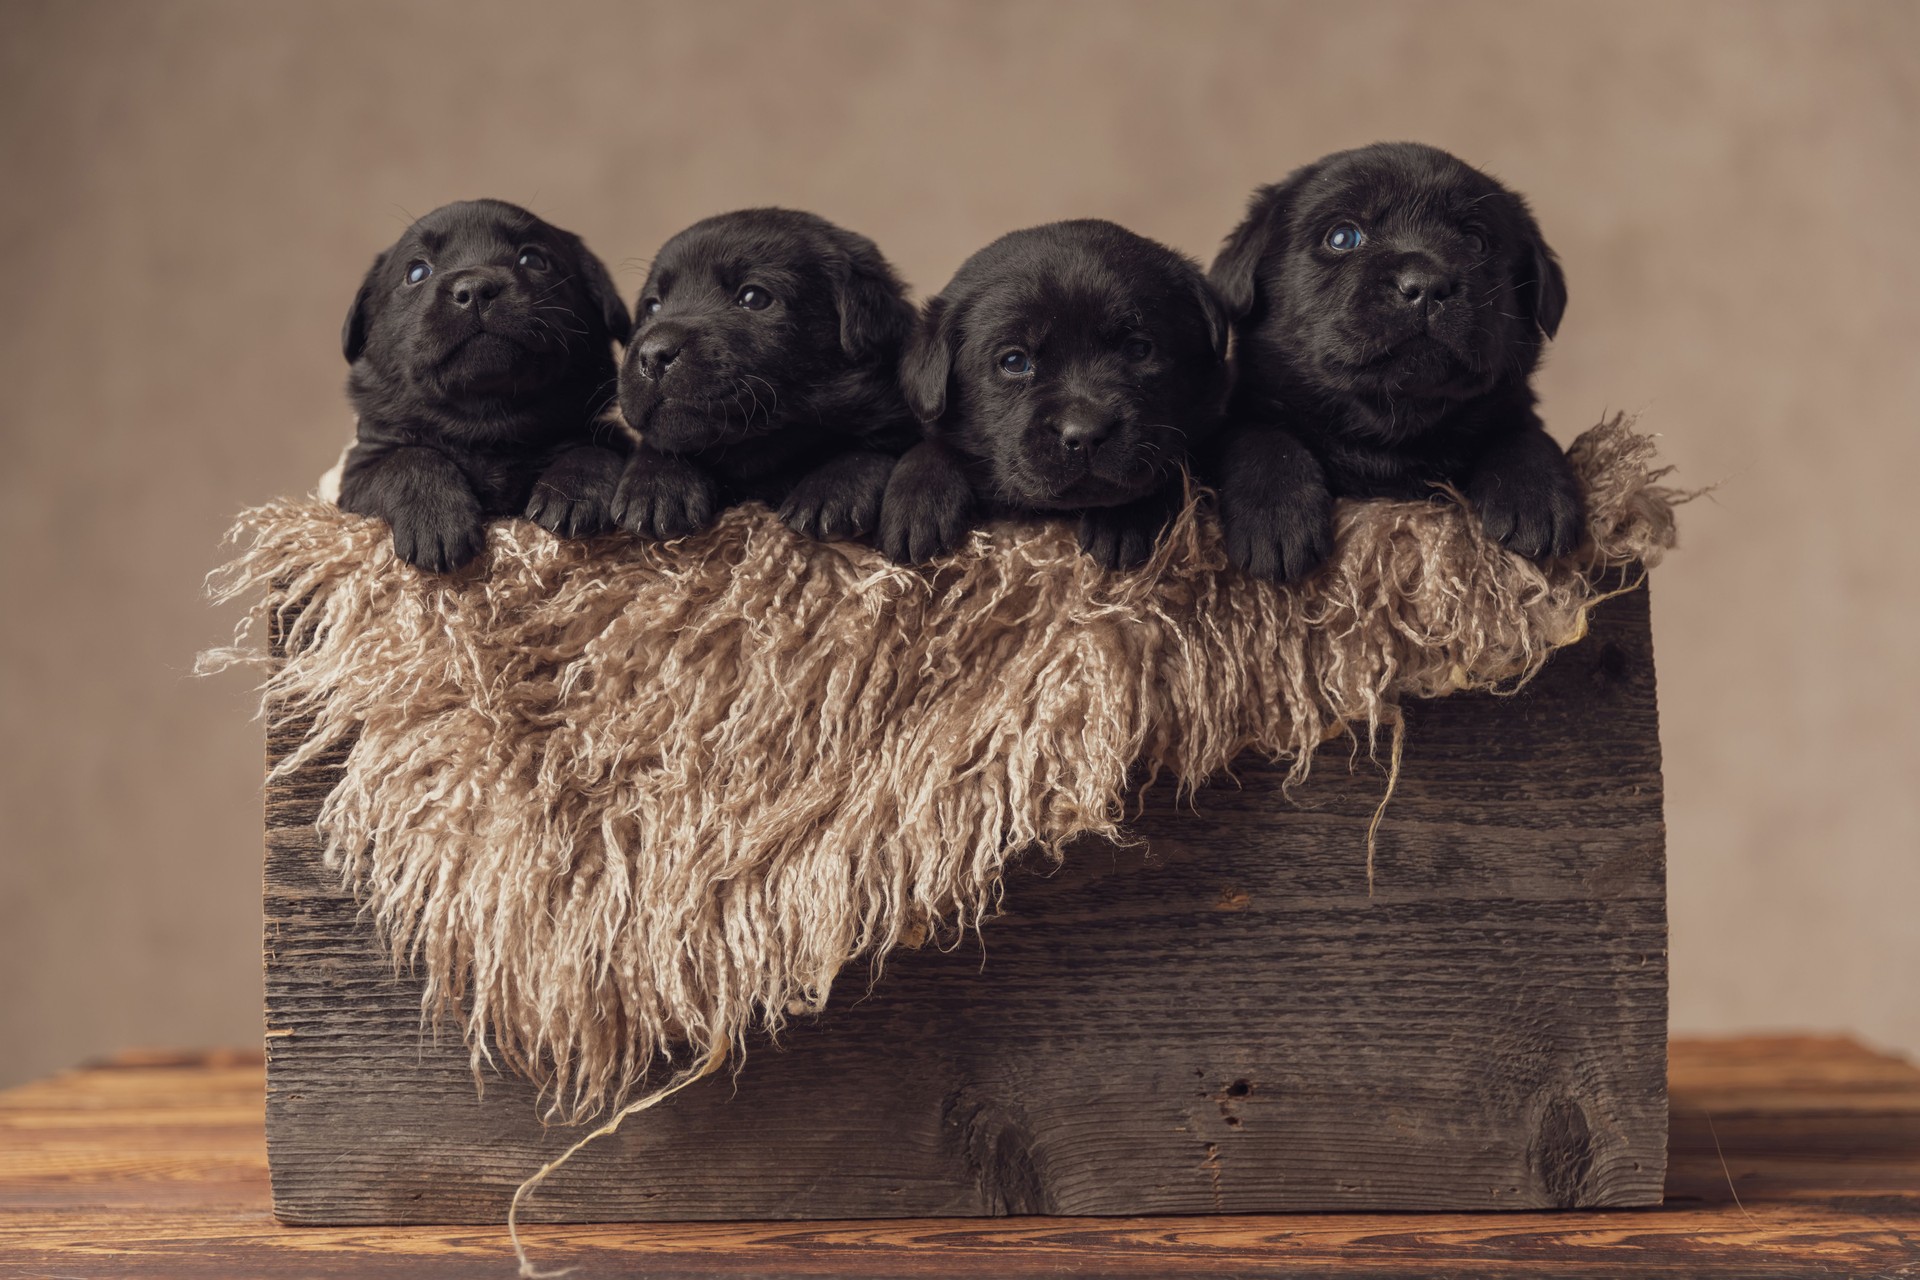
xmin=719 ymin=261 xmax=807 ymax=291
xmin=947 ymin=219 xmax=1209 ymax=364
xmin=398 ymin=205 xmax=570 ymax=269
xmin=976 ymin=284 xmax=1124 ymax=353
xmin=672 ymin=259 xmax=808 ymax=299
xmin=668 ymin=213 xmax=836 ymax=266
xmin=1041 ymin=262 xmax=1148 ymax=322
xmin=1303 ymin=173 xmax=1497 ymax=245
xmin=961 ymin=270 xmax=1039 ymax=325
xmin=967 ymin=289 xmax=1048 ymax=351
xmin=447 ymin=223 xmax=523 ymax=262
xmin=658 ymin=231 xmax=820 ymax=293
xmin=408 ymin=198 xmax=544 ymax=240
xmin=1057 ymin=283 xmax=1144 ymax=342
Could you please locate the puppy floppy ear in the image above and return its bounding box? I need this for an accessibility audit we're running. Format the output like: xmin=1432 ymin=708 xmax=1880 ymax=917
xmin=341 ymin=251 xmax=387 ymax=363
xmin=1526 ymin=236 xmax=1568 ymax=341
xmin=561 ymin=231 xmax=633 ymax=340
xmin=1192 ymin=274 xmax=1230 ymax=360
xmin=900 ymin=297 xmax=956 ymax=425
xmin=831 ymin=232 xmax=913 ymax=360
xmin=1209 ymin=168 xmax=1307 ymax=322
xmin=1508 ymin=193 xmax=1567 ymax=340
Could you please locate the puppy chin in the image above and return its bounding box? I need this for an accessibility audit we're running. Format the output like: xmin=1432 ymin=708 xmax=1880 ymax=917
xmin=625 ymin=395 xmax=750 ymax=453
xmin=443 ymin=328 xmax=523 ymax=362
xmin=1003 ymin=457 xmax=1156 ymax=511
xmin=1332 ymin=332 xmax=1483 ymax=397
xmin=412 ymin=351 xmax=545 ymax=404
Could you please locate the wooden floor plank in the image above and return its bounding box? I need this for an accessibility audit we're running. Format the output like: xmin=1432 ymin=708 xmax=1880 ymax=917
xmin=1 ymin=1036 xmax=1915 ymax=1277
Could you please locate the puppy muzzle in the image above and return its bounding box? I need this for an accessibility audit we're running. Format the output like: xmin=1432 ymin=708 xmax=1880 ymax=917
xmin=1339 ymin=284 xmax=1481 ymax=384
xmin=619 ymin=364 xmax=772 ymax=453
xmin=629 ymin=321 xmax=690 ymax=383
xmin=441 ymin=266 xmax=513 ymax=315
xmin=1010 ymin=404 xmax=1161 ymax=508
xmin=1053 ymin=401 xmax=1121 ymax=458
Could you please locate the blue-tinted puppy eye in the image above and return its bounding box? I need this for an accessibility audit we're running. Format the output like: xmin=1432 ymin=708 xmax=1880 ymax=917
xmin=1325 ymin=224 xmax=1365 ymax=253
xmin=405 ymin=261 xmax=432 ymax=285
xmin=999 ymin=350 xmax=1032 ymax=376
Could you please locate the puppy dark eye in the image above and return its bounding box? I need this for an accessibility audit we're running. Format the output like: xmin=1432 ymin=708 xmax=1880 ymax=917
xmin=405 ymin=261 xmax=432 ymax=285
xmin=1121 ymin=337 xmax=1153 ymax=362
xmin=998 ymin=349 xmax=1033 ymax=377
xmin=736 ymin=285 xmax=773 ymax=311
xmin=517 ymin=248 xmax=550 ymax=272
xmin=643 ymin=297 xmax=662 ymax=315
xmin=1325 ymin=224 xmax=1365 ymax=253
xmin=1462 ymin=228 xmax=1488 ymax=256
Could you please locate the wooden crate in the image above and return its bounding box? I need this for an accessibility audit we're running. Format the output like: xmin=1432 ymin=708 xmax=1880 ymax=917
xmin=263 ymin=577 xmax=1668 ymax=1225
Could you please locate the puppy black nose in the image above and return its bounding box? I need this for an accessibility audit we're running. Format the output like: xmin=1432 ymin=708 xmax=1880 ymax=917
xmin=632 ymin=324 xmax=687 ymax=379
xmin=1056 ymin=407 xmax=1116 ymax=454
xmin=1395 ymin=267 xmax=1457 ymax=306
xmin=447 ymin=269 xmax=508 ymax=312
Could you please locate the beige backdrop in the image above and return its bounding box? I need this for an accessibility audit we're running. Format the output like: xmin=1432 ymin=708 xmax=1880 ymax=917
xmin=1 ymin=0 xmax=1915 ymax=1089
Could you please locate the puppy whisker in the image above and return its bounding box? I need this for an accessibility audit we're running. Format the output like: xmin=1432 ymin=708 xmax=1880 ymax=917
xmin=531 ymin=273 xmax=579 ymax=301
xmin=732 ymin=380 xmax=762 ymax=425
xmin=743 ymin=374 xmax=781 ymax=419
xmin=536 ymin=304 xmax=592 ymax=338
xmin=528 ymin=315 xmax=578 ymax=359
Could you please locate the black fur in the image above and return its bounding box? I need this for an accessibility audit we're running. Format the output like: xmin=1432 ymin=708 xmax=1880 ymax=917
xmin=879 ymin=219 xmax=1229 ymax=569
xmin=336 ymin=199 xmax=629 ymax=572
xmin=1206 ymin=142 xmax=1579 ymax=582
xmin=612 ymin=208 xmax=918 ymax=543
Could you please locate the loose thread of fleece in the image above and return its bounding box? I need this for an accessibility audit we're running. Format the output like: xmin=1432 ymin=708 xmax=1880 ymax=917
xmin=509 ymin=1044 xmax=729 ymax=1279
xmin=1365 ymin=711 xmax=1406 ymax=897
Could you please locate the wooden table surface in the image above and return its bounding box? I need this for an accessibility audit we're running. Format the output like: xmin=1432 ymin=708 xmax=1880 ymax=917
xmin=0 ymin=1036 xmax=1914 ymax=1278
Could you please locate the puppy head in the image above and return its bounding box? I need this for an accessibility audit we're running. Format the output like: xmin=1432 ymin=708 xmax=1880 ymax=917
xmin=618 ymin=208 xmax=914 ymax=452
xmin=344 ymin=200 xmax=628 ymax=414
xmin=1211 ymin=143 xmax=1566 ymax=418
xmin=903 ymin=220 xmax=1228 ymax=511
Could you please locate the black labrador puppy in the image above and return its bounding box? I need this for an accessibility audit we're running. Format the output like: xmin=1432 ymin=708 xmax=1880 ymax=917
xmin=612 ymin=208 xmax=919 ymax=543
xmin=337 ymin=199 xmax=630 ymax=571
xmin=1206 ymin=142 xmax=1578 ymax=582
xmin=879 ymin=219 xmax=1229 ymax=569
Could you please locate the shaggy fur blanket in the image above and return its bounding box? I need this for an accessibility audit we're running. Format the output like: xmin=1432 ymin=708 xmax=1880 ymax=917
xmin=207 ymin=414 xmax=1679 ymax=1125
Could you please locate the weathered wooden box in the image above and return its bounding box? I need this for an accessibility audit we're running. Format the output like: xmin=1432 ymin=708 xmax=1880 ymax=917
xmin=263 ymin=578 xmax=1667 ymax=1224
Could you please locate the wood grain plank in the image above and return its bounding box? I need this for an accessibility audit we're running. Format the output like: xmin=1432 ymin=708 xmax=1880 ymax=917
xmin=0 ymin=1039 xmax=1915 ymax=1277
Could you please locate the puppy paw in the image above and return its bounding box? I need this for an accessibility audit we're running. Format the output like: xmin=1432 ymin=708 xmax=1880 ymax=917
xmin=1469 ymin=450 xmax=1585 ymax=562
xmin=878 ymin=487 xmax=973 ymax=564
xmin=878 ymin=452 xmax=975 ymax=564
xmin=1205 ymin=423 xmax=1335 ymax=584
xmin=613 ymin=453 xmax=718 ymax=540
xmin=1220 ymin=489 xmax=1335 ymax=583
xmin=1078 ymin=499 xmax=1172 ymax=571
xmin=390 ymin=492 xmax=487 ymax=574
xmin=778 ymin=452 xmax=895 ymax=542
xmin=526 ymin=446 xmax=622 ymax=539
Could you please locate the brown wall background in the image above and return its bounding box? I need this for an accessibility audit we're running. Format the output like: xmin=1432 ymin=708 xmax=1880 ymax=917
xmin=2 ymin=0 xmax=1915 ymax=1088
